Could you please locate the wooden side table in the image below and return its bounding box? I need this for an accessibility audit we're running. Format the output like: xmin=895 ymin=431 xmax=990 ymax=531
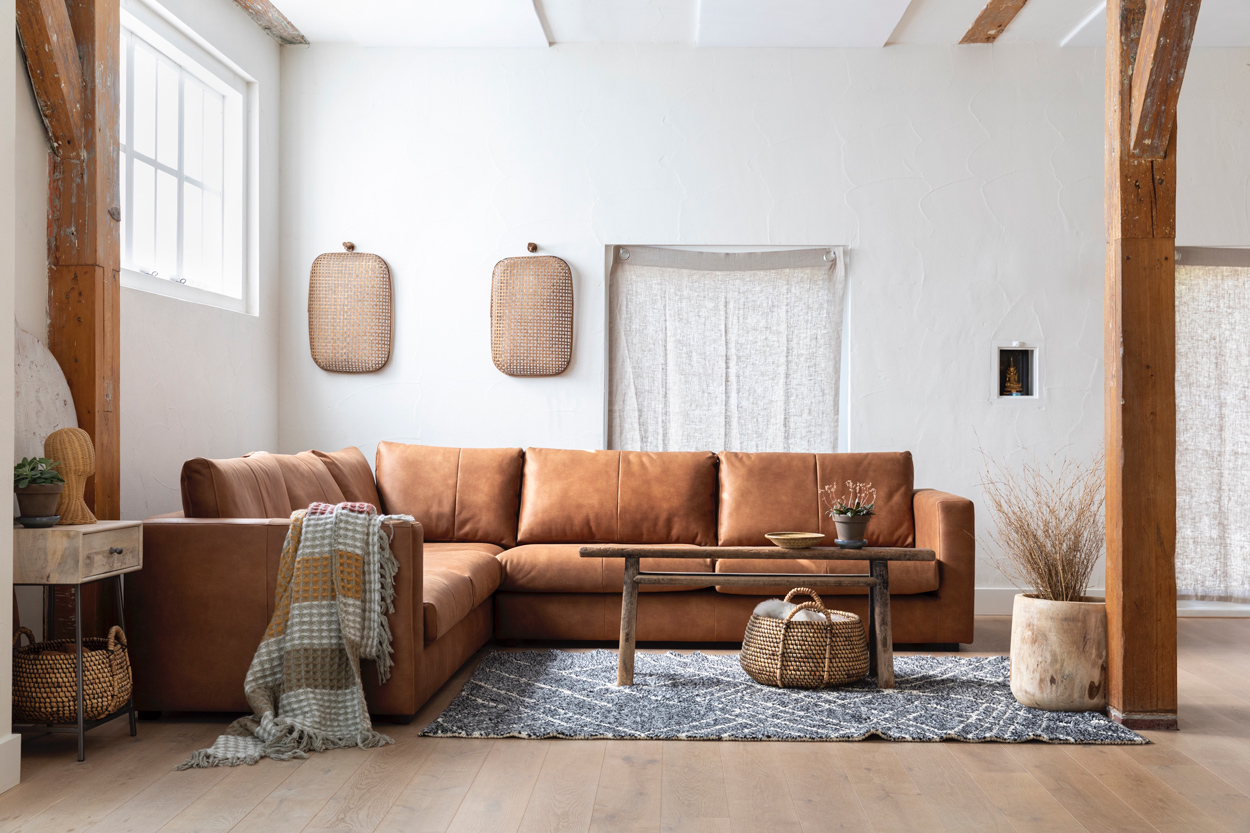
xmin=13 ymin=519 xmax=142 ymax=761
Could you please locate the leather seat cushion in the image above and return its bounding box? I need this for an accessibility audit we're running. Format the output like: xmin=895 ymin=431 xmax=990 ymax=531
xmin=713 ymin=557 xmax=939 ymax=595
xmin=717 ymin=451 xmax=916 ymax=547
xmin=498 ymin=544 xmax=713 ymax=593
xmin=181 ymin=453 xmax=293 ymax=518
xmin=376 ymin=443 xmax=524 ymax=548
xmin=423 ymin=542 xmax=505 ymax=643
xmin=313 ymin=446 xmax=382 ymax=509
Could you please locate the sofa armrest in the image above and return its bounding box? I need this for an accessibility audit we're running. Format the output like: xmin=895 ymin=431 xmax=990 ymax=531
xmin=130 ymin=516 xmax=425 ymax=715
xmin=913 ymin=489 xmax=975 ymax=638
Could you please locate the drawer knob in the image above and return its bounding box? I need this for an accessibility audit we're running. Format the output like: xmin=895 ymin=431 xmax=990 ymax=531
xmin=109 ymin=547 xmax=124 ymax=555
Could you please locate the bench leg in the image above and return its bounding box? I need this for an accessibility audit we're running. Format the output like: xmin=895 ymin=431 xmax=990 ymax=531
xmin=617 ymin=557 xmax=640 ymax=685
xmin=870 ymin=560 xmax=895 ymax=689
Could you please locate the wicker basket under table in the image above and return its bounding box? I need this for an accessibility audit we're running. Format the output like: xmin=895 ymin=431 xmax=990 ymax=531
xmin=740 ymin=588 xmax=869 ymax=688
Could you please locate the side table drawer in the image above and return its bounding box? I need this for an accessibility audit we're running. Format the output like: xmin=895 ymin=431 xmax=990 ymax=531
xmin=82 ymin=526 xmax=142 ymax=580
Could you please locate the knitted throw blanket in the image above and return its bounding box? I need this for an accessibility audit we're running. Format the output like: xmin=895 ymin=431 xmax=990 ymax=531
xmin=178 ymin=502 xmax=411 ymax=769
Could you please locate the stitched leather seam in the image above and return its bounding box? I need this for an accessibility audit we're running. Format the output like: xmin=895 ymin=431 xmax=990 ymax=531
xmin=452 ymin=448 xmax=463 ymax=542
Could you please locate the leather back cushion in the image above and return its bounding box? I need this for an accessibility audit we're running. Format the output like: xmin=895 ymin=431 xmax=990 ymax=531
xmin=313 ymin=446 xmax=382 ymax=508
xmin=181 ymin=453 xmax=294 ymax=519
xmin=517 ymin=448 xmax=717 ymax=545
xmin=717 ymin=451 xmax=915 ymax=547
xmin=274 ymin=451 xmax=347 ymax=510
xmin=375 ymin=442 xmax=523 ymax=548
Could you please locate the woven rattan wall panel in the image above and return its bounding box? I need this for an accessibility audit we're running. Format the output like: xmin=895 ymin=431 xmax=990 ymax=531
xmin=309 ymin=251 xmax=393 ymax=373
xmin=491 ymin=255 xmax=573 ymax=376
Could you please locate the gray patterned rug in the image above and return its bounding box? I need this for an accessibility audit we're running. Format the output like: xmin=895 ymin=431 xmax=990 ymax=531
xmin=422 ymin=650 xmax=1146 ymax=744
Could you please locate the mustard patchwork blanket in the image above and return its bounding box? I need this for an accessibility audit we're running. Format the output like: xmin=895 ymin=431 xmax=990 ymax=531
xmin=178 ymin=502 xmax=410 ymax=769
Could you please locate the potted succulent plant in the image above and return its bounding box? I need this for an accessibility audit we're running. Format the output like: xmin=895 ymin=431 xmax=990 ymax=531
xmin=820 ymin=481 xmax=876 ymax=549
xmin=980 ymin=452 xmax=1107 ymax=712
xmin=14 ymin=457 xmax=66 ymax=525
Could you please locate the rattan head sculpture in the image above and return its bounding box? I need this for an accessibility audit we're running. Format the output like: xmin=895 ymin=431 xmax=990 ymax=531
xmin=44 ymin=427 xmax=96 ymax=524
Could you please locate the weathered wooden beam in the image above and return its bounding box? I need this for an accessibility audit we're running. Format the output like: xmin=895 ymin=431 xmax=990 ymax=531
xmin=15 ymin=0 xmax=86 ymax=154
xmin=959 ymin=0 xmax=1030 ymax=44
xmin=232 ymin=0 xmax=308 ymax=45
xmin=46 ymin=0 xmax=121 ymax=520
xmin=1129 ymin=0 xmax=1202 ymax=158
xmin=1104 ymin=0 xmax=1182 ymax=730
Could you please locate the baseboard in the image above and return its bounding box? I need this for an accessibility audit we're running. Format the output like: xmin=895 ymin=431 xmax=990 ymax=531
xmin=977 ymin=588 xmax=1250 ymax=617
xmin=0 ymin=733 xmax=20 ymax=793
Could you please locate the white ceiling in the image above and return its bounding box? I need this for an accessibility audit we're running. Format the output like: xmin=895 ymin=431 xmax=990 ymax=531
xmin=274 ymin=0 xmax=1250 ymax=48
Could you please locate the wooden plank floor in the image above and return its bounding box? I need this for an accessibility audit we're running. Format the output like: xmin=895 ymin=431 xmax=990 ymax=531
xmin=6 ymin=616 xmax=1249 ymax=833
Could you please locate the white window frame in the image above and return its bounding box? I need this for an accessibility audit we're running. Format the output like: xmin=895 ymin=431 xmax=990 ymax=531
xmin=120 ymin=0 xmax=255 ymax=314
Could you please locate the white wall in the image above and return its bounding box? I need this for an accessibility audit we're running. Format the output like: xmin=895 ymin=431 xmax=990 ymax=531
xmin=2 ymin=0 xmax=21 ymax=794
xmin=13 ymin=36 xmax=46 ymax=340
xmin=118 ymin=0 xmax=282 ymax=518
xmin=10 ymin=0 xmax=283 ymax=521
xmin=278 ymin=43 xmax=1250 ymax=601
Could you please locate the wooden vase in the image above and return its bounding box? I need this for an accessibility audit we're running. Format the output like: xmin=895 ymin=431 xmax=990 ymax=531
xmin=1010 ymin=593 xmax=1107 ymax=711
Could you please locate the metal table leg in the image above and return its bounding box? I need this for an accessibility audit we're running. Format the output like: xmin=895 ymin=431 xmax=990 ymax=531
xmin=74 ymin=584 xmax=85 ymax=761
xmin=115 ymin=577 xmax=137 ymax=737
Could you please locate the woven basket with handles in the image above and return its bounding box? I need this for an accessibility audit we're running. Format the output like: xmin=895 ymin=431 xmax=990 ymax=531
xmin=739 ymin=588 xmax=869 ymax=689
xmin=12 ymin=626 xmax=131 ymax=723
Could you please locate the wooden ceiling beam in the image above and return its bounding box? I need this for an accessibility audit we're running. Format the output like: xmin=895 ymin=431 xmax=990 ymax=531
xmin=959 ymin=0 xmax=1030 ymax=44
xmin=16 ymin=0 xmax=86 ymax=154
xmin=1129 ymin=0 xmax=1202 ymax=158
xmin=232 ymin=0 xmax=308 ymax=45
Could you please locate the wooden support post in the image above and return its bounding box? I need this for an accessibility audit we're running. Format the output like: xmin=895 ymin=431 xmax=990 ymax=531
xmin=39 ymin=0 xmax=121 ymax=520
xmin=1104 ymin=0 xmax=1194 ymax=729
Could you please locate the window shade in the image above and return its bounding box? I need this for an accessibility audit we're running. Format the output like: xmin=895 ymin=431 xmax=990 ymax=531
xmin=609 ymin=246 xmax=845 ymax=453
xmin=1176 ymin=249 xmax=1250 ymax=603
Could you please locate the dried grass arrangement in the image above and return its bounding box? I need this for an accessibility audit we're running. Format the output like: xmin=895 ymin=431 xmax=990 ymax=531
xmin=979 ymin=452 xmax=1105 ymax=603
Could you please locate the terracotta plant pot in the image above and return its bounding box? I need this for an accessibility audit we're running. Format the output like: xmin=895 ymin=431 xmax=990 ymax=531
xmin=832 ymin=514 xmax=870 ymax=546
xmin=1010 ymin=593 xmax=1107 ymax=712
xmin=15 ymin=483 xmax=64 ymax=518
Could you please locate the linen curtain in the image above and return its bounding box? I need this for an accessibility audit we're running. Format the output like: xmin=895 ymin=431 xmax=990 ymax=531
xmin=609 ymin=246 xmax=845 ymax=453
xmin=1175 ymin=249 xmax=1250 ymax=602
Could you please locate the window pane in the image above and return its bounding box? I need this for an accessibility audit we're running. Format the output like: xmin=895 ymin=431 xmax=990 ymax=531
xmin=203 ymin=190 xmax=222 ymax=289
xmin=132 ymin=45 xmax=156 ymax=158
xmin=203 ymin=93 xmax=223 ymax=191
xmin=118 ymin=150 xmax=127 ymax=260
xmin=156 ymin=170 xmax=178 ymax=278
xmin=183 ymin=183 xmax=203 ymax=286
xmin=184 ymin=82 xmax=203 ymax=182
xmin=156 ymin=59 xmax=179 ymax=168
xmin=131 ymin=159 xmax=156 ymax=271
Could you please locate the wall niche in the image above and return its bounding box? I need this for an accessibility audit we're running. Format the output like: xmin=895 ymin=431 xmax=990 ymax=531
xmin=996 ymin=343 xmax=1039 ymax=399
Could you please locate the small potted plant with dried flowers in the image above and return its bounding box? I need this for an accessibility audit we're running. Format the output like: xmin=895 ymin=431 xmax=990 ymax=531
xmin=820 ymin=481 xmax=876 ymax=549
xmin=980 ymin=452 xmax=1107 ymax=712
xmin=14 ymin=457 xmax=65 ymax=526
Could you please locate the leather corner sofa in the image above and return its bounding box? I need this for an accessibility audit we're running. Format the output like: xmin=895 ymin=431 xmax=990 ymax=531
xmin=127 ymin=444 xmax=975 ymax=719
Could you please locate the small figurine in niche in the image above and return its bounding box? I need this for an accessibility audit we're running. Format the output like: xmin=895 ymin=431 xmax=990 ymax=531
xmin=1005 ymin=357 xmax=1024 ymax=396
xmin=44 ymin=426 xmax=96 ymax=524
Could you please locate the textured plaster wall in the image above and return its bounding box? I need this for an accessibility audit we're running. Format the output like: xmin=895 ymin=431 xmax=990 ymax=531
xmin=2 ymin=0 xmax=20 ymax=788
xmin=8 ymin=0 xmax=282 ymax=519
xmin=14 ymin=37 xmax=48 ymax=340
xmin=278 ymin=44 xmax=1250 ymax=601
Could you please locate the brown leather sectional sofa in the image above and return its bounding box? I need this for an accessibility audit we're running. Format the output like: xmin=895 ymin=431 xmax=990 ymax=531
xmin=127 ymin=444 xmax=974 ymax=719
